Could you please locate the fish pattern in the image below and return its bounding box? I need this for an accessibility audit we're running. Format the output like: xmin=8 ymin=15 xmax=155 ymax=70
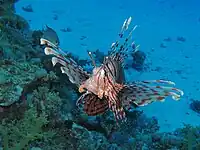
xmin=76 ymin=92 xmax=109 ymax=116
xmin=40 ymin=17 xmax=184 ymax=122
xmin=40 ymin=38 xmax=89 ymax=86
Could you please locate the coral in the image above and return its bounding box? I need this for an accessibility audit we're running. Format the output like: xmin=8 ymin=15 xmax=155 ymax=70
xmin=0 ymin=14 xmax=30 ymax=31
xmin=0 ymin=107 xmax=54 ymax=150
xmin=0 ymin=60 xmax=60 ymax=112
xmin=0 ymin=22 xmax=35 ymax=60
xmin=30 ymin=86 xmax=62 ymax=117
xmin=0 ymin=3 xmax=43 ymax=61
xmin=103 ymin=111 xmax=160 ymax=149
xmin=0 ymin=61 xmax=42 ymax=107
xmin=0 ymin=0 xmax=18 ymax=16
xmin=31 ymin=30 xmax=43 ymax=46
xmin=70 ymin=123 xmax=119 ymax=150
xmin=130 ymin=124 xmax=200 ymax=150
xmin=190 ymin=100 xmax=200 ymax=114
xmin=177 ymin=124 xmax=200 ymax=150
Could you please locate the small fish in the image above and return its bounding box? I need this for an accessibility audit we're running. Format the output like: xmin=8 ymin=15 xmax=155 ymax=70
xmin=42 ymin=25 xmax=60 ymax=47
xmin=60 ymin=28 xmax=72 ymax=32
xmin=22 ymin=4 xmax=33 ymax=12
xmin=53 ymin=14 xmax=58 ymax=20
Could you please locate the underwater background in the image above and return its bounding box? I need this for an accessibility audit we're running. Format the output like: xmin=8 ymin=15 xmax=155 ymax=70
xmin=0 ymin=0 xmax=199 ymax=149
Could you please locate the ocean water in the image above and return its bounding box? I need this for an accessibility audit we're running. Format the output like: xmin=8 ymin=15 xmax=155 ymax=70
xmin=0 ymin=0 xmax=199 ymax=149
xmin=15 ymin=0 xmax=200 ymax=131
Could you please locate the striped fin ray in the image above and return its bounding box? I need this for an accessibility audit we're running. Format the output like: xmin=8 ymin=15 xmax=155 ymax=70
xmin=76 ymin=92 xmax=109 ymax=116
xmin=103 ymin=56 xmax=125 ymax=84
xmin=44 ymin=47 xmax=80 ymax=70
xmin=119 ymin=80 xmax=184 ymax=108
xmin=41 ymin=38 xmax=60 ymax=50
xmin=109 ymin=17 xmax=139 ymax=65
xmin=41 ymin=39 xmax=80 ymax=67
xmin=104 ymin=75 xmax=126 ymax=122
xmin=108 ymin=96 xmax=126 ymax=122
xmin=40 ymin=38 xmax=89 ymax=86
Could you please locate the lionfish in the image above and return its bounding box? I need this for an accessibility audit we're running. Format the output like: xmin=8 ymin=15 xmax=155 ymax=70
xmin=40 ymin=17 xmax=184 ymax=122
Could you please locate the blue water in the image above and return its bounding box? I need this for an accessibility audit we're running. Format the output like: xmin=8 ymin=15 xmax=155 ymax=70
xmin=15 ymin=0 xmax=200 ymax=132
xmin=0 ymin=0 xmax=196 ymax=149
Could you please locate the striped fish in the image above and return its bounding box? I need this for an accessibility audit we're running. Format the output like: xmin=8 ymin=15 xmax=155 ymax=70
xmin=77 ymin=17 xmax=183 ymax=122
xmin=40 ymin=17 xmax=184 ymax=123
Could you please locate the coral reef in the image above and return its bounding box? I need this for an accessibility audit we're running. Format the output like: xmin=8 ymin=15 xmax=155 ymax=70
xmin=0 ymin=14 xmax=41 ymax=60
xmin=0 ymin=0 xmax=18 ymax=16
xmin=0 ymin=60 xmax=42 ymax=107
xmin=0 ymin=1 xmax=199 ymax=150
xmin=31 ymin=86 xmax=62 ymax=117
xmin=0 ymin=0 xmax=45 ymax=61
xmin=0 ymin=107 xmax=52 ymax=150
xmin=190 ymin=100 xmax=200 ymax=114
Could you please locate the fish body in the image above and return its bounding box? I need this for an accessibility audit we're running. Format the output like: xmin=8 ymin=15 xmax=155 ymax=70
xmin=42 ymin=25 xmax=60 ymax=47
xmin=40 ymin=17 xmax=184 ymax=122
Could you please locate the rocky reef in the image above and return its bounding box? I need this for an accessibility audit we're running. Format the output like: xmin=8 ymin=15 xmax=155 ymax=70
xmin=0 ymin=1 xmax=199 ymax=150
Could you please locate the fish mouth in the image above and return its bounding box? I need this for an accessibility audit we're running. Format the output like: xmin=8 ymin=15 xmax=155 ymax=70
xmin=78 ymin=85 xmax=86 ymax=93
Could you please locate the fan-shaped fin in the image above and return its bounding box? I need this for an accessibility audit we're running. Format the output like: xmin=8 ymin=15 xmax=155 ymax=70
xmin=119 ymin=80 xmax=184 ymax=108
xmin=41 ymin=38 xmax=89 ymax=86
xmin=76 ymin=92 xmax=109 ymax=116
